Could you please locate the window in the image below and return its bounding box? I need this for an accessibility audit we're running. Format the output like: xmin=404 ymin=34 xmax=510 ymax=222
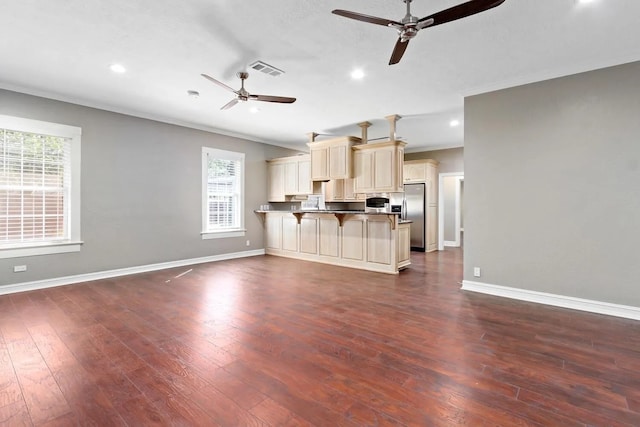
xmin=0 ymin=115 xmax=82 ymax=259
xmin=202 ymin=147 xmax=245 ymax=239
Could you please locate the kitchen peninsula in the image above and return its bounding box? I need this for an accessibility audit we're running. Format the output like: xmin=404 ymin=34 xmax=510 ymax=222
xmin=257 ymin=209 xmax=411 ymax=274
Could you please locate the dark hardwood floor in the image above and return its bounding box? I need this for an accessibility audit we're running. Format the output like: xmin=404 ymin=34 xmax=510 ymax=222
xmin=2 ymin=249 xmax=640 ymax=426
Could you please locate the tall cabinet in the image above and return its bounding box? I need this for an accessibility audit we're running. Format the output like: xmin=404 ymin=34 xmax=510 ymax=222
xmin=403 ymin=159 xmax=439 ymax=252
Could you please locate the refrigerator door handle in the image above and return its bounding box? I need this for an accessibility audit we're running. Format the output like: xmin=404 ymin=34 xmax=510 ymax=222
xmin=402 ymin=197 xmax=407 ymax=220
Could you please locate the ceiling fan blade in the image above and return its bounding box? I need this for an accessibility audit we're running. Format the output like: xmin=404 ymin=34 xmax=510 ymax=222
xmin=201 ymin=73 xmax=237 ymax=93
xmin=389 ymin=38 xmax=410 ymax=65
xmin=250 ymin=95 xmax=296 ymax=104
xmin=418 ymin=0 xmax=506 ymax=28
xmin=332 ymin=9 xmax=402 ymax=27
xmin=220 ymin=98 xmax=239 ymax=110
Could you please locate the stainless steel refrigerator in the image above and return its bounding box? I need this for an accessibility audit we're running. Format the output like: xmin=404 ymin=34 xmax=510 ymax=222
xmin=404 ymin=183 xmax=426 ymax=251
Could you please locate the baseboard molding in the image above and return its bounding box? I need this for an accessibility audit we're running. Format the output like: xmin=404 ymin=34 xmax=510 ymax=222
xmin=461 ymin=280 xmax=640 ymax=321
xmin=0 ymin=249 xmax=266 ymax=296
xmin=444 ymin=240 xmax=459 ymax=247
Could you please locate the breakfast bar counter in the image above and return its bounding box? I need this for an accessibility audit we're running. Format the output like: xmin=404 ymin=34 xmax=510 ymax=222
xmin=256 ymin=210 xmax=410 ymax=274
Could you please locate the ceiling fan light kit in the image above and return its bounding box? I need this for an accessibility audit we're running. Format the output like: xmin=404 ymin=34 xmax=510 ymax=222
xmin=332 ymin=0 xmax=507 ymax=65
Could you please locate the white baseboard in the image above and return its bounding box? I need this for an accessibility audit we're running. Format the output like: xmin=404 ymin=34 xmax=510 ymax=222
xmin=0 ymin=249 xmax=266 ymax=296
xmin=444 ymin=240 xmax=459 ymax=247
xmin=461 ymin=280 xmax=640 ymax=321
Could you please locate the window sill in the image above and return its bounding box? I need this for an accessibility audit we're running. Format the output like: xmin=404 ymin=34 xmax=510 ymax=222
xmin=0 ymin=241 xmax=83 ymax=259
xmin=201 ymin=229 xmax=246 ymax=240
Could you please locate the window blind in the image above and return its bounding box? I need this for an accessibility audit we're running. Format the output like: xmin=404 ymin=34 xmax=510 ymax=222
xmin=206 ymin=155 xmax=240 ymax=230
xmin=0 ymin=128 xmax=71 ymax=244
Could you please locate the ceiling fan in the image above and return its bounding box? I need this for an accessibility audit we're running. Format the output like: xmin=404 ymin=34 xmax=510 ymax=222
xmin=201 ymin=72 xmax=296 ymax=110
xmin=332 ymin=0 xmax=506 ymax=65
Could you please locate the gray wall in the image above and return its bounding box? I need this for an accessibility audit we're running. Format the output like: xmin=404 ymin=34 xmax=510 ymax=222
xmin=405 ymin=147 xmax=464 ymax=173
xmin=0 ymin=89 xmax=295 ymax=286
xmin=464 ymin=61 xmax=640 ymax=306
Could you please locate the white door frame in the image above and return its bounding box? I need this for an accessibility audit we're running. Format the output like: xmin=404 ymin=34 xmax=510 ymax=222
xmin=438 ymin=172 xmax=464 ymax=250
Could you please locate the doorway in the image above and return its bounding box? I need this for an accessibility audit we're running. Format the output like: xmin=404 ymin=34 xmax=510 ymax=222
xmin=438 ymin=172 xmax=464 ymax=250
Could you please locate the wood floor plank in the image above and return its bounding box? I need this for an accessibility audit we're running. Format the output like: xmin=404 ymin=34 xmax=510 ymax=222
xmin=0 ymin=400 xmax=32 ymax=427
xmin=1 ymin=318 xmax=71 ymax=425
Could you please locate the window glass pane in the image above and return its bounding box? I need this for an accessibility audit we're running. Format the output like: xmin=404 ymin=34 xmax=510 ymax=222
xmin=0 ymin=127 xmax=71 ymax=245
xmin=204 ymin=149 xmax=242 ymax=232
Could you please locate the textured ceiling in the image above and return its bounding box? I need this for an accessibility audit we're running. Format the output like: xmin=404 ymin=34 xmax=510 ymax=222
xmin=1 ymin=0 xmax=639 ymax=152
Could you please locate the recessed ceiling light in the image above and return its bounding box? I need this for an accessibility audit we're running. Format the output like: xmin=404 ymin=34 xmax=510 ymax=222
xmin=449 ymin=119 xmax=460 ymax=127
xmin=249 ymin=106 xmax=260 ymax=114
xmin=109 ymin=63 xmax=126 ymax=74
xmin=351 ymin=69 xmax=365 ymax=80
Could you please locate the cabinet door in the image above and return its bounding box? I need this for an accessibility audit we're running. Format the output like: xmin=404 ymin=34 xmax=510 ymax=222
xmin=367 ymin=219 xmax=391 ymax=265
xmin=297 ymin=159 xmax=312 ymax=194
xmin=398 ymin=223 xmax=411 ymax=265
xmin=267 ymin=163 xmax=285 ymax=202
xmin=265 ymin=214 xmax=282 ymax=249
xmin=310 ymin=147 xmax=329 ymax=181
xmin=404 ymin=163 xmax=427 ymax=183
xmin=342 ymin=218 xmax=365 ymax=261
xmin=319 ymin=217 xmax=339 ymax=257
xmin=427 ymin=205 xmax=438 ymax=252
xmin=300 ymin=218 xmax=318 ymax=254
xmin=426 ymin=163 xmax=438 ymax=206
xmin=343 ymin=177 xmax=356 ymax=200
xmin=333 ymin=180 xmax=345 ymax=200
xmin=329 ymin=145 xmax=347 ymax=178
xmin=282 ymin=216 xmax=298 ymax=252
xmin=373 ymin=147 xmax=394 ymax=190
xmin=354 ymin=150 xmax=373 ymax=193
xmin=283 ymin=161 xmax=298 ymax=195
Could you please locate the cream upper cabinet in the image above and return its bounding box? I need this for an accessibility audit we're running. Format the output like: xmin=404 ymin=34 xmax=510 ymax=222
xmin=267 ymin=162 xmax=285 ymax=202
xmin=267 ymin=155 xmax=312 ymax=201
xmin=404 ymin=162 xmax=428 ymax=183
xmin=325 ymin=177 xmax=364 ymax=202
xmin=404 ymin=159 xmax=438 ymax=184
xmin=308 ymin=136 xmax=361 ymax=181
xmin=297 ymin=158 xmax=312 ymax=194
xmin=354 ymin=141 xmax=406 ymax=193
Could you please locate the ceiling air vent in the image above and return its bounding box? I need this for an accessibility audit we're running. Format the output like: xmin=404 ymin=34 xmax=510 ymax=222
xmin=249 ymin=60 xmax=285 ymax=77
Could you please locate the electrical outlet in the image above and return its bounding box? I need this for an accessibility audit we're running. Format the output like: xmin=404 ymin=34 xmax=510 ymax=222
xmin=14 ymin=265 xmax=27 ymax=273
xmin=473 ymin=267 xmax=481 ymax=278
xmin=246 ymin=240 xmax=250 ymax=247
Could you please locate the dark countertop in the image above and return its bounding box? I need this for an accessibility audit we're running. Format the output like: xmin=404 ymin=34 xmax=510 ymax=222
xmin=255 ymin=209 xmax=402 ymax=216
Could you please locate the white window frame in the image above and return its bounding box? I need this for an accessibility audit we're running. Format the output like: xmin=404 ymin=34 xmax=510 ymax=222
xmin=0 ymin=114 xmax=82 ymax=259
xmin=201 ymin=147 xmax=245 ymax=239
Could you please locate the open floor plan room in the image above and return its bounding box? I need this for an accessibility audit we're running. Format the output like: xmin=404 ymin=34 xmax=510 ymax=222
xmin=2 ymin=250 xmax=640 ymax=426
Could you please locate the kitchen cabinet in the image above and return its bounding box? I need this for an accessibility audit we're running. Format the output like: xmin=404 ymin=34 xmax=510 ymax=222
xmin=267 ymin=162 xmax=285 ymax=202
xmin=325 ymin=178 xmax=365 ymax=202
xmin=307 ymin=136 xmax=361 ymax=181
xmin=319 ymin=217 xmax=339 ymax=258
xmin=403 ymin=159 xmax=440 ymax=252
xmin=353 ymin=140 xmax=406 ymax=193
xmin=265 ymin=214 xmax=282 ymax=250
xmin=267 ymin=154 xmax=313 ymax=202
xmin=427 ymin=205 xmax=438 ymax=252
xmin=262 ymin=211 xmax=409 ymax=274
xmin=397 ymin=222 xmax=411 ymax=268
xmin=282 ymin=216 xmax=298 ymax=252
